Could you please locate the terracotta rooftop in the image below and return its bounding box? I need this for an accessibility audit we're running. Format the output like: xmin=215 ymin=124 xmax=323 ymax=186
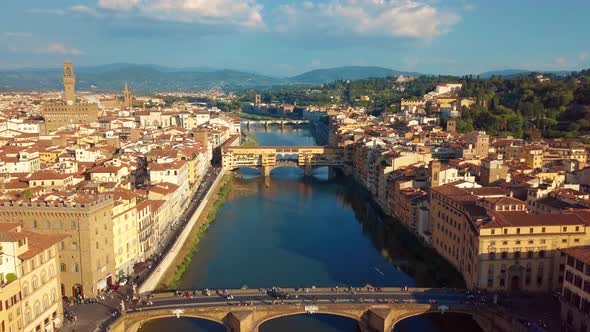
xmin=560 ymin=246 xmax=590 ymax=265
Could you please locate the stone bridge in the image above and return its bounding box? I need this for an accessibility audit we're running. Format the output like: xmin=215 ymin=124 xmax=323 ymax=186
xmin=107 ymin=302 xmax=522 ymax=332
xmin=222 ymin=145 xmax=344 ymax=176
xmin=244 ymin=120 xmax=309 ymax=127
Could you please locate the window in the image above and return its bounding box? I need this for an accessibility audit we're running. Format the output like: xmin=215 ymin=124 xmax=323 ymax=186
xmin=504 ymin=229 xmax=508 ymax=235
xmin=514 ymin=251 xmax=521 ymax=259
xmin=501 ymin=252 xmax=508 ymax=259
xmin=72 ymin=264 xmax=79 ymax=273
xmin=60 ymin=263 xmax=66 ymax=272
xmin=542 ymin=227 xmax=546 ymax=233
xmin=491 ymin=229 xmax=495 ymax=235
xmin=71 ymin=241 xmax=78 ymax=250
xmin=563 ymin=227 xmax=568 ymax=232
xmin=529 ymin=228 xmax=533 ymax=233
xmin=539 ymin=250 xmax=546 ymax=258
xmin=517 ymin=228 xmax=520 ymax=234
xmin=527 ymin=251 xmax=534 ymax=259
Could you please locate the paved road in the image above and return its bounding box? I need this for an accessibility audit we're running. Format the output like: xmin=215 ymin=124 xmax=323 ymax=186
xmin=129 ymin=288 xmax=469 ymax=312
xmin=134 ymin=166 xmax=222 ymax=287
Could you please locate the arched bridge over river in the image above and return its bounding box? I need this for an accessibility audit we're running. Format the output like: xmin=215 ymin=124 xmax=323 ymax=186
xmin=106 ymin=287 xmax=526 ymax=332
xmin=221 ymin=146 xmax=344 ymax=176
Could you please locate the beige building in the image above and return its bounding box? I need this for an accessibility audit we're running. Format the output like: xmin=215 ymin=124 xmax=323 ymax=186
xmin=0 ymin=196 xmax=116 ymax=297
xmin=560 ymin=246 xmax=590 ymax=332
xmin=111 ymin=192 xmax=140 ymax=277
xmin=41 ymin=62 xmax=99 ymax=133
xmin=0 ymin=223 xmax=66 ymax=332
xmin=521 ymin=145 xmax=544 ymax=169
xmin=431 ymin=183 xmax=590 ymax=291
xmin=0 ymin=274 xmax=23 ymax=332
xmin=480 ymin=157 xmax=509 ymax=186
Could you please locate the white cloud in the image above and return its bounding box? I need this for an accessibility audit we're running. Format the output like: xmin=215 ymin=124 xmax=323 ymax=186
xmin=98 ymin=0 xmax=141 ymax=11
xmin=97 ymin=0 xmax=264 ymax=28
xmin=274 ymin=0 xmax=460 ymax=40
xmin=69 ymin=5 xmax=102 ymax=17
xmin=45 ymin=42 xmax=85 ymax=56
xmin=580 ymin=52 xmax=589 ymax=61
xmin=3 ymin=32 xmax=33 ymax=38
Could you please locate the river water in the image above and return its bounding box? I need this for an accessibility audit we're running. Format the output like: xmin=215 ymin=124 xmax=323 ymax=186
xmin=140 ymin=125 xmax=480 ymax=332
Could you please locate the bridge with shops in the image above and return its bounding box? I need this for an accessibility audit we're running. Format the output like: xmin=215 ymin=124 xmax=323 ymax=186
xmin=222 ymin=146 xmax=344 ymax=177
xmin=105 ymin=287 xmax=522 ymax=332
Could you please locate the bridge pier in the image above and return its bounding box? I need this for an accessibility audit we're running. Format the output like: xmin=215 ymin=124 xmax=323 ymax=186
xmin=304 ymin=165 xmax=313 ymax=177
xmin=261 ymin=166 xmax=271 ymax=177
xmin=362 ymin=308 xmax=396 ymax=332
xmin=327 ymin=166 xmax=336 ymax=180
xmin=225 ymin=310 xmax=257 ymax=332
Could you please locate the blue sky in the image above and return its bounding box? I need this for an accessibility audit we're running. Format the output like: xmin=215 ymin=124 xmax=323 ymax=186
xmin=0 ymin=0 xmax=589 ymax=76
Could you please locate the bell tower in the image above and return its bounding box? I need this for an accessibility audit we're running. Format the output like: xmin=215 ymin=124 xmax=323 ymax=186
xmin=63 ymin=61 xmax=76 ymax=105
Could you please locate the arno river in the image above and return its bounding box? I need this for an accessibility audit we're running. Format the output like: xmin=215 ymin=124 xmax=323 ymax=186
xmin=140 ymin=125 xmax=481 ymax=332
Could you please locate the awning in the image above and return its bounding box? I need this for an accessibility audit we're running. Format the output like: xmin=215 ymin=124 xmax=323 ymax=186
xmin=97 ymin=279 xmax=108 ymax=290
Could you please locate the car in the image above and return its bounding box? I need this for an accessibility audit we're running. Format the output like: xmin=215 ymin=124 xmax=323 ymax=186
xmin=118 ymin=278 xmax=128 ymax=286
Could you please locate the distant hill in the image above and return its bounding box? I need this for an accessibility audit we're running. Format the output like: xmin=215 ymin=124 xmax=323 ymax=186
xmin=479 ymin=69 xmax=574 ymax=78
xmin=0 ymin=64 xmax=423 ymax=92
xmin=0 ymin=65 xmax=285 ymax=92
xmin=289 ymin=66 xmax=421 ymax=84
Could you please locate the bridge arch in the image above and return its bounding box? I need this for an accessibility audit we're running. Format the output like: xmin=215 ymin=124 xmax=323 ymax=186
xmin=389 ymin=307 xmax=476 ymax=331
xmin=126 ymin=313 xmax=228 ymax=332
xmin=254 ymin=309 xmax=365 ymax=331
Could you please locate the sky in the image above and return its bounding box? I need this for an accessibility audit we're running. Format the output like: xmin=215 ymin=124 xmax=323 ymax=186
xmin=0 ymin=0 xmax=589 ymax=77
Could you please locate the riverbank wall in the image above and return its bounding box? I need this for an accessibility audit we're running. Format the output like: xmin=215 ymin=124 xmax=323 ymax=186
xmin=310 ymin=120 xmax=329 ymax=146
xmin=139 ymin=170 xmax=226 ymax=293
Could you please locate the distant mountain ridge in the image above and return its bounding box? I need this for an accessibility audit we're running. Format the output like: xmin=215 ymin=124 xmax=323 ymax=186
xmin=478 ymin=69 xmax=574 ymax=78
xmin=0 ymin=63 xmax=581 ymax=92
xmin=0 ymin=64 xmax=421 ymax=92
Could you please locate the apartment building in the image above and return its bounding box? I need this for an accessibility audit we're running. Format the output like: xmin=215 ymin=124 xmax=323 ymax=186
xmin=0 ymin=196 xmax=116 ymax=297
xmin=0 ymin=224 xmax=66 ymax=332
xmin=431 ymin=183 xmax=590 ymax=291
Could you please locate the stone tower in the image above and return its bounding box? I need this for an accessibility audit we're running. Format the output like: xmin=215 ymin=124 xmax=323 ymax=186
xmin=429 ymin=160 xmax=442 ymax=187
xmin=123 ymin=82 xmax=133 ymax=108
xmin=63 ymin=61 xmax=76 ymax=105
xmin=446 ymin=119 xmax=456 ymax=133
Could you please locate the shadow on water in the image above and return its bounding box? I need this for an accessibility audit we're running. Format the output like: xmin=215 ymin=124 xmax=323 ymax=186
xmin=139 ymin=317 xmax=226 ymax=332
xmin=259 ymin=314 xmax=360 ymax=332
xmin=393 ymin=313 xmax=483 ymax=332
